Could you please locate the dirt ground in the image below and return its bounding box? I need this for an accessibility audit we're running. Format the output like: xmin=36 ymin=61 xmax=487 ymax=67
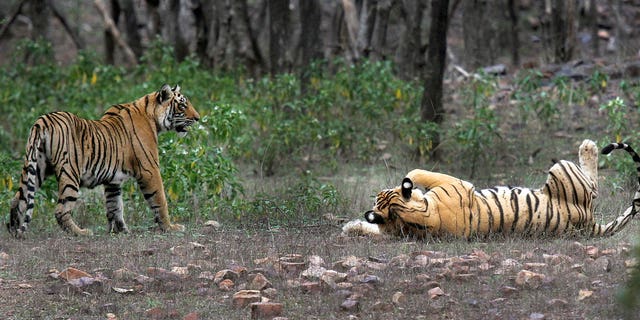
xmin=0 ymin=213 xmax=639 ymax=320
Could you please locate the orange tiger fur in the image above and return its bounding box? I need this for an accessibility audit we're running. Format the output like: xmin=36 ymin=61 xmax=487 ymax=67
xmin=8 ymin=84 xmax=200 ymax=237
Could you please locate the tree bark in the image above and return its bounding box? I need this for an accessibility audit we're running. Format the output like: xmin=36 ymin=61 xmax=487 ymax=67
xmin=462 ymin=0 xmax=490 ymax=70
xmin=268 ymin=0 xmax=290 ymax=76
xmin=300 ymin=0 xmax=322 ymax=95
xmin=421 ymin=0 xmax=449 ymax=157
xmin=507 ymin=0 xmax=519 ymax=66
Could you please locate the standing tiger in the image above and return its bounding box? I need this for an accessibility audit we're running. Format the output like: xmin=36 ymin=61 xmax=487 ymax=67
xmin=8 ymin=84 xmax=200 ymax=237
xmin=352 ymin=139 xmax=640 ymax=239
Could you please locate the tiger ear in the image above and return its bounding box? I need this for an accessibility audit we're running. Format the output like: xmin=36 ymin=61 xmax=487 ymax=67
xmin=401 ymin=177 xmax=413 ymax=199
xmin=172 ymin=84 xmax=181 ymax=93
xmin=158 ymin=84 xmax=173 ymax=103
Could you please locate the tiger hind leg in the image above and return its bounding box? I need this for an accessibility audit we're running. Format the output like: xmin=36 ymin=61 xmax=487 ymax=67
xmin=54 ymin=177 xmax=92 ymax=236
xmin=104 ymin=184 xmax=129 ymax=233
xmin=8 ymin=131 xmax=47 ymax=237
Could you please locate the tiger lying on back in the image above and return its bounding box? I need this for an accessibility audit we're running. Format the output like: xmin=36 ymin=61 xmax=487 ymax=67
xmin=8 ymin=84 xmax=200 ymax=237
xmin=346 ymin=140 xmax=640 ymax=239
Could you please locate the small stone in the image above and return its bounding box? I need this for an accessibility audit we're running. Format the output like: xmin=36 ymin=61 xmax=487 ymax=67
xmin=171 ymin=266 xmax=189 ymax=276
xmin=529 ymin=312 xmax=545 ymax=320
xmin=248 ymin=273 xmax=272 ymax=291
xmin=214 ymin=269 xmax=239 ymax=284
xmin=591 ymin=256 xmax=611 ymax=272
xmin=218 ymin=279 xmax=235 ymax=291
xmin=427 ymin=287 xmax=445 ymax=299
xmin=232 ymin=290 xmax=262 ymax=308
xmin=250 ymin=302 xmax=283 ymax=319
xmin=340 ymin=299 xmax=359 ymax=311
xmin=204 ymin=220 xmax=221 ymax=228
xmin=391 ymin=291 xmax=406 ymax=305
xmin=500 ymin=286 xmax=518 ymax=295
xmin=585 ymin=246 xmax=599 ymax=258
xmin=515 ymin=270 xmax=546 ymax=289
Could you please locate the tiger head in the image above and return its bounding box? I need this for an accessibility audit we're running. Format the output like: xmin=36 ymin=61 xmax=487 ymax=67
xmin=364 ymin=178 xmax=435 ymax=238
xmin=156 ymin=84 xmax=200 ymax=137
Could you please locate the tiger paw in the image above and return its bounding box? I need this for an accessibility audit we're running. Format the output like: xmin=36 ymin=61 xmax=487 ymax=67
xmin=165 ymin=223 xmax=185 ymax=232
xmin=74 ymin=228 xmax=94 ymax=236
xmin=579 ymin=139 xmax=598 ymax=160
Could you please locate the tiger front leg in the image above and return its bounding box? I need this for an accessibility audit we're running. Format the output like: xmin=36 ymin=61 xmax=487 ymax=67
xmin=579 ymin=139 xmax=598 ymax=192
xmin=138 ymin=174 xmax=185 ymax=232
xmin=104 ymin=184 xmax=129 ymax=233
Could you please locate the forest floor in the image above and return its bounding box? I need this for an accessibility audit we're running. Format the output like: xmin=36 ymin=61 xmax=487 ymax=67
xmin=0 ymin=205 xmax=638 ymax=320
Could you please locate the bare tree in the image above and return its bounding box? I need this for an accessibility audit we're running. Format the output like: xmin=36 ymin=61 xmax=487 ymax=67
xmin=421 ymin=0 xmax=449 ymax=157
xmin=540 ymin=0 xmax=576 ymax=63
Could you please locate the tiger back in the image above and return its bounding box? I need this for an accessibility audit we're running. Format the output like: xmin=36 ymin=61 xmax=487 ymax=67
xmin=8 ymin=84 xmax=200 ymax=237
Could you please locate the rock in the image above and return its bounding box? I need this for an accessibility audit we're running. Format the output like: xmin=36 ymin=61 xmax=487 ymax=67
xmin=523 ymin=262 xmax=547 ymax=270
xmin=321 ymin=270 xmax=347 ymax=289
xmin=340 ymin=299 xmax=359 ymax=311
xmin=591 ymin=256 xmax=611 ymax=273
xmin=500 ymin=286 xmax=518 ymax=295
xmin=300 ymin=281 xmax=322 ymax=294
xmin=427 ymin=287 xmax=445 ymax=299
xmin=232 ymin=290 xmax=262 ymax=308
xmin=308 ymin=255 xmax=325 ymax=266
xmin=198 ymin=271 xmax=215 ymax=281
xmin=147 ymin=267 xmax=184 ymax=281
xmin=301 ymin=265 xmax=327 ymax=280
xmin=250 ymin=302 xmax=283 ymax=319
xmin=213 ymin=269 xmax=239 ymax=284
xmin=515 ymin=270 xmax=546 ymax=289
xmin=171 ymin=266 xmax=189 ymax=276
xmin=247 ymin=273 xmax=272 ymax=291
xmin=529 ymin=312 xmax=545 ymax=320
xmin=204 ymin=220 xmax=221 ymax=228
xmin=585 ymin=246 xmax=599 ymax=258
xmin=218 ymin=279 xmax=235 ymax=291
xmin=391 ymin=291 xmax=406 ymax=305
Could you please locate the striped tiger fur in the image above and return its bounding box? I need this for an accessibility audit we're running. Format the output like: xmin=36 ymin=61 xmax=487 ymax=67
xmin=8 ymin=84 xmax=200 ymax=237
xmin=362 ymin=139 xmax=639 ymax=239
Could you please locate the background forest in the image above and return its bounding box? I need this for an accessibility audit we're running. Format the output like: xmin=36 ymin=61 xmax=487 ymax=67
xmin=1 ymin=0 xmax=640 ymax=319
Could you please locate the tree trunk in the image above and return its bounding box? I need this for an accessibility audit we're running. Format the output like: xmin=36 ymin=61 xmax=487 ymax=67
xmin=421 ymin=0 xmax=449 ymax=158
xmin=462 ymin=0 xmax=490 ymax=70
xmin=507 ymin=0 xmax=519 ymax=66
xmin=268 ymin=0 xmax=290 ymax=76
xmin=232 ymin=0 xmax=265 ymax=76
xmin=300 ymin=0 xmax=322 ymax=95
xmin=370 ymin=0 xmax=391 ymax=61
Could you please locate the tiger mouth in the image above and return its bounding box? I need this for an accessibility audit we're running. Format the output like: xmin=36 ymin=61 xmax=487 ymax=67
xmin=176 ymin=121 xmax=195 ymax=133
